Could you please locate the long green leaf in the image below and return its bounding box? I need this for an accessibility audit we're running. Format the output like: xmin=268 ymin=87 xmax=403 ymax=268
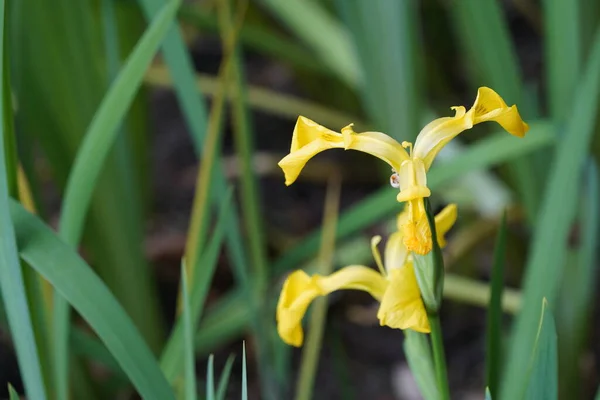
xmin=216 ymin=355 xmax=235 ymax=400
xmin=500 ymin=29 xmax=600 ymax=400
xmin=524 ymin=299 xmax=557 ymax=400
xmin=450 ymin=0 xmax=539 ymax=221
xmin=8 ymin=384 xmax=19 ymax=400
xmin=274 ymin=123 xmax=554 ymax=274
xmin=544 ymin=0 xmax=581 ymax=122
xmin=336 ymin=0 xmax=420 ymax=141
xmin=0 ymin=1 xmax=46 ymax=398
xmin=136 ymin=0 xmax=252 ymax=365
xmin=53 ymin=2 xmax=180 ymax=397
xmin=403 ymin=331 xmax=439 ymax=400
xmin=486 ymin=211 xmax=507 ymax=398
xmin=206 ymin=355 xmax=215 ymax=400
xmin=10 ymin=200 xmax=174 ymax=400
xmin=161 ymin=189 xmax=232 ymax=382
xmin=556 ymin=162 xmax=599 ymax=398
xmin=258 ymin=0 xmax=359 ymax=86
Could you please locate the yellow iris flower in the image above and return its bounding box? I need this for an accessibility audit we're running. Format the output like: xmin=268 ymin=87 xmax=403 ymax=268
xmin=278 ymin=87 xmax=528 ymax=255
xmin=276 ymin=204 xmax=457 ymax=347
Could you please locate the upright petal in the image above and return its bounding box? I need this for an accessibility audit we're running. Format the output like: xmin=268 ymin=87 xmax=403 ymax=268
xmin=278 ymin=117 xmax=345 ymax=185
xmin=412 ymin=106 xmax=473 ymax=170
xmin=377 ymin=263 xmax=430 ymax=333
xmin=413 ymin=87 xmax=529 ymax=170
xmin=434 ymin=203 xmax=458 ymax=248
xmin=471 ymin=87 xmax=529 ymax=138
xmin=276 ymin=266 xmax=387 ymax=347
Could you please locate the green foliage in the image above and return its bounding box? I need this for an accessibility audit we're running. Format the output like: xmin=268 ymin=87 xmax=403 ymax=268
xmin=524 ymin=299 xmax=558 ymax=400
xmin=1 ymin=0 xmax=599 ymax=399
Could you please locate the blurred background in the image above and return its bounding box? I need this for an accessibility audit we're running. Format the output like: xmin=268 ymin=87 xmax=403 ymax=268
xmin=5 ymin=0 xmax=600 ymax=399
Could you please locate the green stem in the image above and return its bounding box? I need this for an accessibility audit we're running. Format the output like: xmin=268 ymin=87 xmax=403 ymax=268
xmin=429 ymin=314 xmax=450 ymax=400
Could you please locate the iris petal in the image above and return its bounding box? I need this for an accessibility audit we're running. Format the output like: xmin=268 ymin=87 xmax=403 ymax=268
xmin=377 ymin=263 xmax=430 ymax=333
xmin=434 ymin=204 xmax=458 ymax=248
xmin=276 ymin=266 xmax=387 ymax=346
xmin=413 ymin=87 xmax=529 ymax=170
xmin=278 ymin=116 xmax=409 ymax=186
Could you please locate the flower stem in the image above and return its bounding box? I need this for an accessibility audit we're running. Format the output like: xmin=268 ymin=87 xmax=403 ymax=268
xmin=429 ymin=313 xmax=450 ymax=400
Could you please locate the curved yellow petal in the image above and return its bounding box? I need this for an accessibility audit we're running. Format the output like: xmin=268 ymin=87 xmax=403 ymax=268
xmin=412 ymin=106 xmax=473 ymax=170
xmin=276 ymin=266 xmax=387 ymax=347
xmin=377 ymin=263 xmax=430 ymax=333
xmin=278 ymin=117 xmax=345 ymax=185
xmin=471 ymin=87 xmax=529 ymax=138
xmin=434 ymin=203 xmax=458 ymax=248
xmin=384 ymin=231 xmax=409 ymax=272
xmin=341 ymin=126 xmax=409 ymax=172
xmin=413 ymin=87 xmax=529 ymax=170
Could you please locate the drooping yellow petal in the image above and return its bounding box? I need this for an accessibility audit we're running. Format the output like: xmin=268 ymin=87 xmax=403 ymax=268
xmin=377 ymin=262 xmax=430 ymax=333
xmin=413 ymin=87 xmax=529 ymax=170
xmin=434 ymin=203 xmax=458 ymax=248
xmin=384 ymin=231 xmax=409 ymax=272
xmin=276 ymin=266 xmax=387 ymax=346
xmin=278 ymin=116 xmax=409 ymax=186
xmin=279 ymin=117 xmax=345 ymax=185
xmin=471 ymin=87 xmax=529 ymax=138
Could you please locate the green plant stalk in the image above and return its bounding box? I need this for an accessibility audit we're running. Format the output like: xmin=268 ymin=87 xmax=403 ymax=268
xmin=295 ymin=178 xmax=340 ymax=400
xmin=428 ymin=314 xmax=450 ymax=400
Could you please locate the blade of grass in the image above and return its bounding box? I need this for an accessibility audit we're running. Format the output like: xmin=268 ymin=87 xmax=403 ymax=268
xmin=523 ymin=299 xmax=557 ymax=400
xmin=556 ymin=162 xmax=599 ymax=399
xmin=206 ymin=355 xmax=215 ymax=400
xmin=336 ymin=0 xmax=420 ymax=141
xmin=218 ymin=0 xmax=268 ymax=299
xmin=136 ymin=0 xmax=253 ymax=371
xmin=8 ymin=384 xmax=19 ymax=400
xmin=53 ymin=2 xmax=180 ymax=398
xmin=10 ymin=200 xmax=175 ymax=400
xmin=182 ymin=261 xmax=197 ymax=400
xmin=0 ymin=0 xmax=46 ymax=397
xmin=274 ymin=122 xmax=554 ymax=274
xmin=544 ymin=0 xmax=581 ymax=122
xmin=161 ymin=189 xmax=233 ymax=381
xmin=500 ymin=29 xmax=600 ymax=400
xmin=216 ymin=355 xmax=235 ymax=400
xmin=258 ymin=0 xmax=359 ymax=87
xmin=403 ymin=331 xmax=439 ymax=400
xmin=295 ymin=177 xmax=341 ymax=400
xmin=242 ymin=342 xmax=248 ymax=400
xmin=449 ymin=0 xmax=539 ymax=222
xmin=486 ymin=211 xmax=508 ymax=398
xmin=12 ymin=0 xmax=163 ymax=359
